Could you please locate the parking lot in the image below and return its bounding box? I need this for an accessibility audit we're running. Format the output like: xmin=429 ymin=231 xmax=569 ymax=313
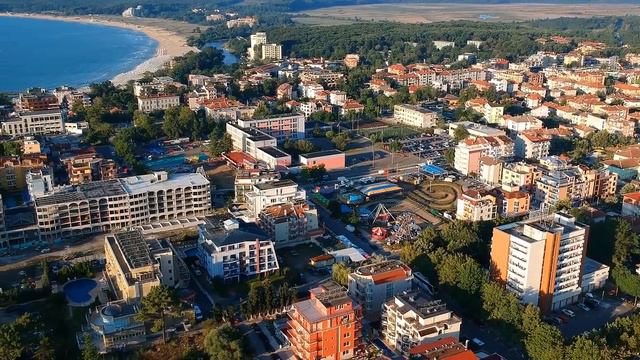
xmin=548 ymin=296 xmax=635 ymax=338
xmin=398 ymin=134 xmax=456 ymax=162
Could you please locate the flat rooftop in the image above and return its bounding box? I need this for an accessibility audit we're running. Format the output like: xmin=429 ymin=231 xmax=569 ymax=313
xmin=254 ymin=179 xmax=298 ymax=191
xmin=394 ymin=290 xmax=449 ymax=319
xmin=199 ymin=217 xmax=268 ymax=248
xmin=108 ymin=230 xmax=153 ymax=270
xmin=259 ymin=146 xmax=290 ymax=158
xmin=300 ymin=149 xmax=344 ymax=159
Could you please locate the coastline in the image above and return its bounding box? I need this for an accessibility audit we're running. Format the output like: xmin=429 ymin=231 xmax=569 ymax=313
xmin=0 ymin=12 xmax=199 ymax=85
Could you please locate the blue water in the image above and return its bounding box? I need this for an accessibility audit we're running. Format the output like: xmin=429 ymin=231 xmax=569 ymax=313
xmin=144 ymin=153 xmax=208 ymax=170
xmin=64 ymin=278 xmax=98 ymax=304
xmin=205 ymin=40 xmax=239 ymax=65
xmin=0 ymin=17 xmax=158 ymax=91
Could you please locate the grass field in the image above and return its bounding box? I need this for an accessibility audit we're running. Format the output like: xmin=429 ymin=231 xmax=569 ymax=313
xmin=300 ymin=3 xmax=640 ymax=24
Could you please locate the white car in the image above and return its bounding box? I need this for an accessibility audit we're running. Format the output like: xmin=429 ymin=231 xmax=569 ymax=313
xmin=471 ymin=338 xmax=485 ymax=348
xmin=561 ymin=309 xmax=575 ymax=317
xmin=577 ymin=303 xmax=590 ymax=311
xmin=585 ymin=292 xmax=595 ymax=299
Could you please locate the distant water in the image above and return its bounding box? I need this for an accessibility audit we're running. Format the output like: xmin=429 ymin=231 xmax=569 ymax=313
xmin=205 ymin=40 xmax=240 ymax=65
xmin=0 ymin=16 xmax=158 ymax=91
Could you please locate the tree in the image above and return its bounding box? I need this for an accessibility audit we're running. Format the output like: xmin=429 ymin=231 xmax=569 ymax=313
xmin=524 ymin=322 xmax=565 ymax=360
xmin=612 ymin=266 xmax=640 ymax=302
xmin=621 ymin=183 xmax=638 ymax=194
xmin=253 ymin=102 xmax=271 ymax=119
xmin=481 ymin=282 xmax=522 ymax=327
xmin=440 ymin=220 xmax=480 ymax=254
xmin=209 ymin=133 xmax=233 ymax=157
xmin=204 ymin=324 xmax=248 ymax=360
xmin=453 ymin=126 xmax=470 ymax=141
xmin=444 ymin=148 xmax=455 ymax=165
xmin=388 ymin=139 xmax=402 ymax=165
xmin=565 ymin=336 xmax=612 ymax=360
xmin=612 ymin=219 xmax=640 ymax=267
xmin=331 ymin=263 xmax=350 ymax=286
xmin=162 ymin=106 xmax=182 ymax=139
xmin=81 ymin=333 xmax=100 ymax=360
xmin=178 ymin=106 xmax=197 ymax=138
xmin=34 ymin=337 xmax=56 ymax=360
xmin=0 ymin=323 xmax=23 ymax=360
xmin=400 ymin=242 xmax=418 ymax=265
xmin=135 ymin=285 xmax=178 ymax=343
xmin=133 ymin=110 xmax=156 ymax=138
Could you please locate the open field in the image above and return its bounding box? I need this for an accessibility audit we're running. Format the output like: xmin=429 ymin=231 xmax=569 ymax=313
xmin=300 ymin=3 xmax=640 ymax=24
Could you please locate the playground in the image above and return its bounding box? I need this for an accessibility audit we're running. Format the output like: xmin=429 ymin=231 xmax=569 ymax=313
xmin=406 ymin=180 xmax=462 ymax=212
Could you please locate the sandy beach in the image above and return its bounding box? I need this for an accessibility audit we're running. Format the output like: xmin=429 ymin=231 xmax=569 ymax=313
xmin=0 ymin=13 xmax=198 ymax=85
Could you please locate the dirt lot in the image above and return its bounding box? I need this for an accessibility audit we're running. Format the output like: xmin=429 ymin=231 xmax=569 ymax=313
xmin=300 ymin=3 xmax=640 ymax=23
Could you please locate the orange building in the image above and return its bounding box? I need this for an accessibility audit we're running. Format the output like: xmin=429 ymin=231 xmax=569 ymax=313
xmin=490 ymin=212 xmax=589 ymax=313
xmin=287 ymin=281 xmax=362 ymax=360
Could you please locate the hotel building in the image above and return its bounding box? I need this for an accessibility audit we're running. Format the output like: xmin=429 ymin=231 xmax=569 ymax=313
xmin=348 ymin=260 xmax=413 ymax=320
xmin=393 ymin=104 xmax=438 ymax=128
xmin=196 ymin=218 xmax=279 ymax=282
xmin=244 ymin=179 xmax=306 ymax=220
xmin=261 ymin=43 xmax=283 ymax=61
xmin=137 ymin=94 xmax=180 ymax=113
xmin=490 ymin=212 xmax=588 ymax=312
xmin=382 ymin=291 xmax=462 ymax=356
xmin=258 ymin=202 xmax=321 ymax=248
xmin=237 ymin=113 xmax=306 ymax=141
xmin=1 ymin=110 xmax=64 ymax=136
xmin=287 ymin=281 xmax=362 ymax=360
xmin=34 ymin=172 xmax=210 ymax=241
xmin=104 ymin=230 xmax=186 ymax=300
xmin=456 ymin=189 xmax=498 ymax=221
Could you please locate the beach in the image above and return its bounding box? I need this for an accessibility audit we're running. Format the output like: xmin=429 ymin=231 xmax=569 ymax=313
xmin=0 ymin=13 xmax=199 ymax=85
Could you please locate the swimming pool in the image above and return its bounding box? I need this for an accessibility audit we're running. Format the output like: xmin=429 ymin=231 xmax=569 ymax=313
xmin=63 ymin=278 xmax=98 ymax=306
xmin=144 ymin=153 xmax=208 ymax=170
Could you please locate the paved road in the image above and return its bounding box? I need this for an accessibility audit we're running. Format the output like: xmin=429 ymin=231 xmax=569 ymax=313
xmin=559 ymin=297 xmax=634 ymax=338
xmin=315 ymin=204 xmax=379 ymax=256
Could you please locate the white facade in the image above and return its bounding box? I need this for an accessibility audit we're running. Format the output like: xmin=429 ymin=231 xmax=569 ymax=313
xmin=393 ymin=104 xmax=438 ymax=128
xmin=237 ymin=113 xmax=305 ymax=141
xmin=26 ymin=168 xmax=54 ymax=201
xmin=249 ymin=32 xmax=267 ymax=60
xmin=1 ymin=110 xmax=64 ymax=136
xmin=137 ymin=95 xmax=180 ymax=113
xmin=197 ymin=218 xmax=279 ymax=281
xmin=34 ymin=172 xmax=210 ymax=241
xmin=382 ymin=291 xmax=462 ymax=356
xmin=261 ymin=43 xmax=282 ymax=60
xmin=456 ymin=191 xmax=497 ymax=221
xmin=244 ymin=179 xmax=306 ymax=220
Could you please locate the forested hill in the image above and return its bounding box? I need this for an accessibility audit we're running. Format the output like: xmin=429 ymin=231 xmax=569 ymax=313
xmin=2 ymin=0 xmax=640 ymax=15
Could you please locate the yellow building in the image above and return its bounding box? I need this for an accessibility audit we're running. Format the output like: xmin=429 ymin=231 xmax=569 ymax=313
xmin=0 ymin=154 xmax=47 ymax=191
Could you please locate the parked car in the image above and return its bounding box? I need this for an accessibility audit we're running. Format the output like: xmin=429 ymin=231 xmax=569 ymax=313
xmin=546 ymin=317 xmax=563 ymax=326
xmin=585 ymin=292 xmax=595 ymax=299
xmin=194 ymin=305 xmax=203 ymax=321
xmin=561 ymin=309 xmax=576 ymax=318
xmin=577 ymin=303 xmax=590 ymax=311
xmin=555 ymin=314 xmax=570 ymax=323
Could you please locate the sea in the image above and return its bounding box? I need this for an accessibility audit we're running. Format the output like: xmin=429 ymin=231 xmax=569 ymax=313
xmin=0 ymin=16 xmax=158 ymax=92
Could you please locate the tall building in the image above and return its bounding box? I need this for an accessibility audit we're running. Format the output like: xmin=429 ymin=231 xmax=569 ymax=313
xmin=104 ymin=230 xmax=186 ymax=301
xmin=261 ymin=43 xmax=283 ymax=61
xmin=244 ymin=179 xmax=306 ymax=220
xmin=348 ymin=260 xmax=413 ymax=320
xmin=34 ymin=172 xmax=210 ymax=242
xmin=249 ymin=32 xmax=267 ymax=60
xmin=18 ymin=91 xmax=59 ymax=112
xmin=1 ymin=110 xmax=64 ymax=136
xmin=514 ymin=130 xmax=551 ymax=159
xmin=237 ymin=113 xmax=306 ymax=141
xmin=490 ymin=212 xmax=589 ymax=313
xmin=287 ymin=281 xmax=362 ymax=360
xmin=382 ymin=290 xmax=462 ymax=356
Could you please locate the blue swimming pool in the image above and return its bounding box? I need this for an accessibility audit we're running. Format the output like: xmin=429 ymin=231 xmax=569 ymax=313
xmin=63 ymin=278 xmax=98 ymax=305
xmin=144 ymin=153 xmax=208 ymax=170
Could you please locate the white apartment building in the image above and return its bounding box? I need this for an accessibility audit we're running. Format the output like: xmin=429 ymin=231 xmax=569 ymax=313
xmin=225 ymin=123 xmax=291 ymax=169
xmin=249 ymin=32 xmax=267 ymax=60
xmin=515 ymin=131 xmax=551 ymax=159
xmin=137 ymin=94 xmax=180 ymax=113
xmin=433 ymin=41 xmax=455 ymax=50
xmin=196 ymin=218 xmax=279 ymax=282
xmin=261 ymin=43 xmax=282 ymax=60
xmin=34 ymin=172 xmax=210 ymax=241
xmin=234 ymin=170 xmax=280 ymax=203
xmin=393 ymin=104 xmax=438 ymax=128
xmin=237 ymin=113 xmax=305 ymax=141
xmin=348 ymin=260 xmax=413 ymax=320
xmin=26 ymin=168 xmax=54 ymax=201
xmin=454 ymin=136 xmax=513 ymax=176
xmin=456 ymin=189 xmax=498 ymax=221
xmin=382 ymin=291 xmax=462 ymax=356
xmin=1 ymin=110 xmax=64 ymax=136
xmin=244 ymin=179 xmax=306 ymax=220
xmin=491 ymin=212 xmax=588 ymax=312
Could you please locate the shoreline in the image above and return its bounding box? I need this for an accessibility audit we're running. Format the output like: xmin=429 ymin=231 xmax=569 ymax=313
xmin=0 ymin=12 xmax=199 ymax=86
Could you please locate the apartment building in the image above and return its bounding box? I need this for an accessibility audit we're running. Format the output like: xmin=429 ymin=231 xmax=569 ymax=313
xmin=62 ymin=153 xmax=117 ymax=185
xmin=501 ymin=162 xmax=542 ymax=191
xmin=234 ymin=170 xmax=280 ymax=203
xmin=104 ymin=230 xmax=184 ymax=300
xmin=534 ymin=165 xmax=617 ymax=206
xmin=34 ymin=172 xmax=210 ymax=241
xmin=494 ymin=187 xmax=531 ymax=217
xmin=261 ymin=43 xmax=283 ymax=60
xmin=244 ymin=179 xmax=306 ymax=220
xmin=287 ymin=281 xmax=362 ymax=360
xmin=225 ymin=123 xmax=291 ymax=169
xmin=515 ymin=130 xmax=551 ymax=159
xmin=1 ymin=110 xmax=64 ymax=136
xmin=479 ymin=156 xmax=503 ymax=186
xmin=26 ymin=168 xmax=54 ymax=201
xmin=300 ymin=69 xmax=345 ymax=88
xmin=196 ymin=218 xmax=279 ymax=282
xmin=249 ymin=32 xmax=267 ymax=60
xmin=622 ymin=192 xmax=640 ymax=217
xmin=137 ymin=94 xmax=180 ymax=113
xmin=491 ymin=212 xmax=588 ymax=312
xmin=456 ymin=189 xmax=498 ymax=221
xmin=258 ymin=202 xmax=321 ymax=248
xmin=454 ymin=136 xmax=513 ymax=176
xmin=393 ymin=104 xmax=438 ymax=128
xmin=23 ymin=138 xmax=41 ymax=154
xmin=237 ymin=113 xmax=306 ymax=141
xmin=0 ymin=154 xmax=48 ymax=191
xmin=382 ymin=291 xmax=462 ymax=356
xmin=348 ymin=260 xmax=413 ymax=320
xmin=18 ymin=91 xmax=59 ymax=111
